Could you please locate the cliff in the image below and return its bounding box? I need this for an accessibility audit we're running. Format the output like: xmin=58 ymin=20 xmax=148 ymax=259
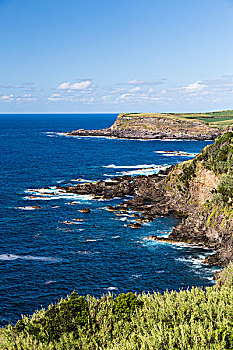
xmin=58 ymin=132 xmax=233 ymax=266
xmin=145 ymin=132 xmax=233 ymax=266
xmin=66 ymin=111 xmax=233 ymax=140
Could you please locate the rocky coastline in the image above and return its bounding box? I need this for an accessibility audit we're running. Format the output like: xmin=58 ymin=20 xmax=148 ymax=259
xmin=65 ymin=113 xmax=224 ymax=140
xmin=55 ymin=132 xmax=233 ymax=267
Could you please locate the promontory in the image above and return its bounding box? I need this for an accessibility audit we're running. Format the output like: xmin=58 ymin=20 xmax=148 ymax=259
xmin=65 ymin=110 xmax=233 ymax=140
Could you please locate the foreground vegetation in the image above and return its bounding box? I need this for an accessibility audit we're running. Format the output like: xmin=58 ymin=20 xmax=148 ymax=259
xmin=1 ymin=264 xmax=233 ymax=349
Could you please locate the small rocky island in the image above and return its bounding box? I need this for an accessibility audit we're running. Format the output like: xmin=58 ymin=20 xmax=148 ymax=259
xmin=57 ymin=132 xmax=233 ymax=267
xmin=65 ymin=111 xmax=233 ymax=140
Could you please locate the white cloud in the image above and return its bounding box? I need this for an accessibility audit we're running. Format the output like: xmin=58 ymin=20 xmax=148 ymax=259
xmin=0 ymin=94 xmax=14 ymax=102
xmin=16 ymin=95 xmax=37 ymax=102
xmin=183 ymin=80 xmax=206 ymax=92
xmin=120 ymin=79 xmax=164 ymax=86
xmin=129 ymin=86 xmax=141 ymax=92
xmin=56 ymin=80 xmax=92 ymax=90
xmin=48 ymin=95 xmax=64 ymax=101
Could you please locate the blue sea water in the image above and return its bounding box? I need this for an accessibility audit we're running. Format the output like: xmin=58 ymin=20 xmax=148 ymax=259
xmin=0 ymin=113 xmax=220 ymax=326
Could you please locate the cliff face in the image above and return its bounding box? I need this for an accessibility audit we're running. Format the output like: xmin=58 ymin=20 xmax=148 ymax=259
xmin=66 ymin=113 xmax=225 ymax=140
xmin=109 ymin=113 xmax=221 ymax=140
xmin=146 ymin=132 xmax=233 ymax=265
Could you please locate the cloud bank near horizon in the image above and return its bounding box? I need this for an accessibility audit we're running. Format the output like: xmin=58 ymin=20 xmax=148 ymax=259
xmin=0 ymin=75 xmax=233 ymax=112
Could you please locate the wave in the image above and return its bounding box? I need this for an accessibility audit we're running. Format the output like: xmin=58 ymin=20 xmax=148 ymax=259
xmin=15 ymin=206 xmax=40 ymax=210
xmin=131 ymin=274 xmax=142 ymax=279
xmin=24 ymin=187 xmax=94 ymax=202
xmin=0 ymin=254 xmax=60 ymax=262
xmin=154 ymin=151 xmax=198 ymax=157
xmin=104 ymin=164 xmax=169 ymax=177
xmin=76 ymin=251 xmax=100 ymax=255
xmin=116 ymin=165 xmax=169 ymax=177
xmin=105 ymin=286 xmax=118 ymax=291
xmin=103 ymin=164 xmax=158 ymax=169
xmin=158 ymin=139 xmax=198 ymax=142
xmin=70 ymin=178 xmax=93 ymax=183
xmin=85 ymin=239 xmax=103 ymax=242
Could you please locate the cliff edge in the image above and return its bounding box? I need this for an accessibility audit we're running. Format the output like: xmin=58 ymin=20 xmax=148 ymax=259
xmin=66 ymin=111 xmax=233 ymax=140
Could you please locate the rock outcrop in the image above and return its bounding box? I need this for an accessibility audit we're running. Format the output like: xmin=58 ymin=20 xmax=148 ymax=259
xmin=65 ymin=113 xmax=226 ymax=140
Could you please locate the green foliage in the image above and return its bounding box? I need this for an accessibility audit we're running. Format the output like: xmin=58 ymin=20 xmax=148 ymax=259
xmin=179 ymin=160 xmax=197 ymax=189
xmin=216 ymin=174 xmax=233 ymax=204
xmin=14 ymin=292 xmax=91 ymax=342
xmin=2 ymin=274 xmax=233 ymax=349
xmin=114 ymin=292 xmax=142 ymax=320
xmin=198 ymin=132 xmax=233 ymax=175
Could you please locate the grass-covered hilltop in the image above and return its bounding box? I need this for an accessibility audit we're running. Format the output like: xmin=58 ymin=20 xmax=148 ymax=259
xmin=2 ymin=132 xmax=233 ymax=349
xmin=66 ymin=110 xmax=233 ymax=140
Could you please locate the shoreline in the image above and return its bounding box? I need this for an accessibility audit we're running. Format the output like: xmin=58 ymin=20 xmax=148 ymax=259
xmin=64 ymin=112 xmax=229 ymax=141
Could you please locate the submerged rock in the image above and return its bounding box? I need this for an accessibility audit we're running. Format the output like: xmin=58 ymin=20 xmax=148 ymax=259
xmin=79 ymin=207 xmax=91 ymax=213
xmin=127 ymin=223 xmax=142 ymax=229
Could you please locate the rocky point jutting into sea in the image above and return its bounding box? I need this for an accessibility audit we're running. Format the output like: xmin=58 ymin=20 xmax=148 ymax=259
xmin=65 ymin=112 xmax=229 ymax=140
xmin=57 ymin=131 xmax=233 ymax=267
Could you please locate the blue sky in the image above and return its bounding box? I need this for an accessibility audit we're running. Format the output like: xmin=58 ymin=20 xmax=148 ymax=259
xmin=1 ymin=0 xmax=233 ymax=113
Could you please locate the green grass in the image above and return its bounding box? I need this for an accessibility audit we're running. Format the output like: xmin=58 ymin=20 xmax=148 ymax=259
xmin=199 ymin=117 xmax=233 ymax=123
xmin=121 ymin=110 xmax=233 ymax=129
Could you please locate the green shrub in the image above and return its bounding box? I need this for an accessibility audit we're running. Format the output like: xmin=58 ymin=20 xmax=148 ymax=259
xmin=114 ymin=292 xmax=143 ymax=321
xmin=15 ymin=292 xmax=90 ymax=342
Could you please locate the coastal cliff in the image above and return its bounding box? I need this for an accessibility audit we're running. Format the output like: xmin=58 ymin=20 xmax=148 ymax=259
xmin=66 ymin=111 xmax=233 ymax=140
xmin=145 ymin=132 xmax=233 ymax=266
xmin=61 ymin=132 xmax=233 ymax=266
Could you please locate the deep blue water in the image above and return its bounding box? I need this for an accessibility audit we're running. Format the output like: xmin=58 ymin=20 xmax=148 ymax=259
xmin=0 ymin=114 xmax=220 ymax=326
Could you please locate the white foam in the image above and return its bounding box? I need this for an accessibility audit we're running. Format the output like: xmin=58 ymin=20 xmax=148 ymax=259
xmin=131 ymin=274 xmax=142 ymax=279
xmin=70 ymin=178 xmax=93 ymax=183
xmin=154 ymin=151 xmax=198 ymax=157
xmin=157 ymin=139 xmax=198 ymax=142
xmin=104 ymin=174 xmax=115 ymax=177
xmin=177 ymin=257 xmax=203 ymax=267
xmin=45 ymin=132 xmax=67 ymax=138
xmin=105 ymin=286 xmax=118 ymax=291
xmin=0 ymin=254 xmax=60 ymax=262
xmin=15 ymin=206 xmax=39 ymax=211
xmin=77 ymin=251 xmax=100 ymax=255
xmin=103 ymin=164 xmax=159 ymax=169
xmin=66 ymin=201 xmax=80 ymax=205
xmin=85 ymin=239 xmax=103 ymax=242
xmin=24 ymin=187 xmax=94 ymax=201
xmin=118 ymin=217 xmax=128 ymax=221
xmin=112 ymin=164 xmax=169 ymax=177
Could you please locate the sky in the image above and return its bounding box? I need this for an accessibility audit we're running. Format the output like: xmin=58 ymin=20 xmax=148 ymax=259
xmin=1 ymin=0 xmax=233 ymax=113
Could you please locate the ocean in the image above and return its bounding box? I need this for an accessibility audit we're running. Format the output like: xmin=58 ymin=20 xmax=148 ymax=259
xmin=0 ymin=113 xmax=220 ymax=326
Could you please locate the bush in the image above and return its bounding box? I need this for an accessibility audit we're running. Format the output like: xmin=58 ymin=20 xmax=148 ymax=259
xmin=114 ymin=292 xmax=143 ymax=321
xmin=15 ymin=292 xmax=90 ymax=342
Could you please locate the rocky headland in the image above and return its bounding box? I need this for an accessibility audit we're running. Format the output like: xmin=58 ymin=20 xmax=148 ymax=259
xmin=58 ymin=132 xmax=233 ymax=267
xmin=65 ymin=112 xmax=230 ymax=140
